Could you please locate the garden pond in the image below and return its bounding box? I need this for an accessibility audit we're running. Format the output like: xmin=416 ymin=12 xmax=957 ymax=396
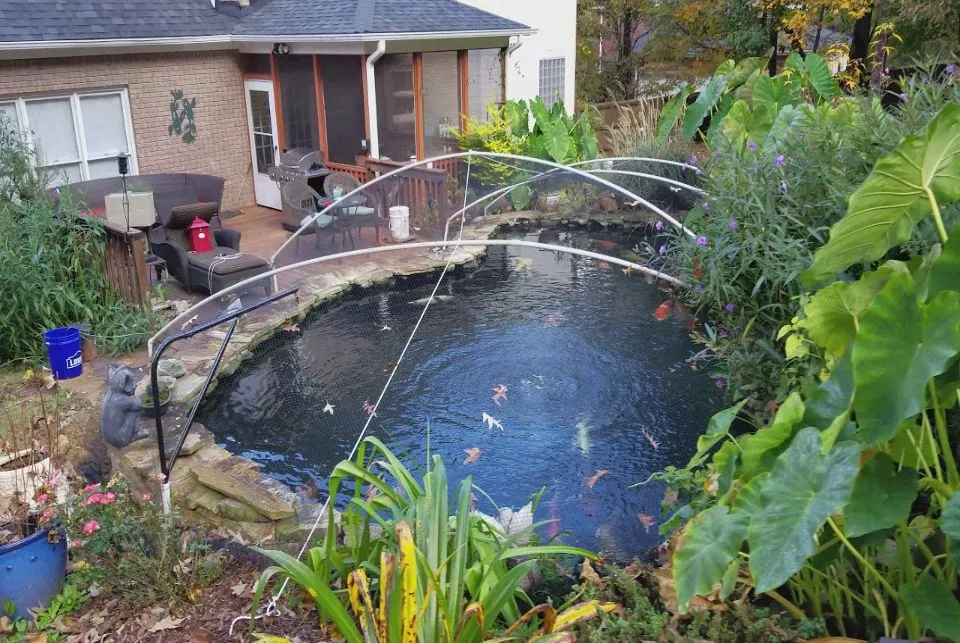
xmin=198 ymin=228 xmax=721 ymax=558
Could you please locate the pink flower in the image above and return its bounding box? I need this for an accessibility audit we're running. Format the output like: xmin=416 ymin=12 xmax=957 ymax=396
xmin=82 ymin=483 xmax=101 ymax=493
xmin=141 ymin=493 xmax=152 ymax=502
xmin=35 ymin=493 xmax=50 ymax=504
xmin=156 ymin=472 xmax=167 ymax=483
xmin=99 ymin=492 xmax=116 ymax=505
xmin=39 ymin=508 xmax=54 ymax=523
xmin=86 ymin=493 xmax=103 ymax=506
xmin=82 ymin=519 xmax=100 ymax=536
xmin=69 ymin=539 xmax=82 ymax=549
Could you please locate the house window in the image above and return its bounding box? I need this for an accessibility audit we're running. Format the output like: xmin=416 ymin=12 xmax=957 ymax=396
xmin=467 ymin=49 xmax=504 ymax=120
xmin=538 ymin=58 xmax=566 ymax=109
xmin=0 ymin=90 xmax=136 ymax=186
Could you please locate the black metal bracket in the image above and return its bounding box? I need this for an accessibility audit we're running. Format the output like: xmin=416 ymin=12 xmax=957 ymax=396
xmin=151 ymin=287 xmax=299 ymax=480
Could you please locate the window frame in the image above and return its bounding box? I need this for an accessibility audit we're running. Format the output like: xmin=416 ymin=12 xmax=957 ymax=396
xmin=0 ymin=88 xmax=139 ymax=183
xmin=538 ymin=57 xmax=567 ymax=109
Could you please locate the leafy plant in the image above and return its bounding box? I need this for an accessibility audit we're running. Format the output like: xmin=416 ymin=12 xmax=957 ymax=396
xmin=1 ymin=581 xmax=88 ymax=642
xmin=252 ymin=437 xmax=611 ymax=642
xmin=668 ymin=103 xmax=960 ymax=641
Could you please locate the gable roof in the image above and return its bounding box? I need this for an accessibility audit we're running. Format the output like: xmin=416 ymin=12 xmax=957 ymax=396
xmin=235 ymin=0 xmax=528 ymax=36
xmin=0 ymin=0 xmax=529 ymax=44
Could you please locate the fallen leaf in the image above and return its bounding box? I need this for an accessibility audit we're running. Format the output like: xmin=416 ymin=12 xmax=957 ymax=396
xmin=664 ymin=490 xmax=679 ymax=505
xmin=637 ymin=512 xmax=655 ymax=532
xmin=87 ymin=581 xmax=102 ymax=597
xmin=642 ymin=428 xmax=659 ymax=450
xmin=362 ymin=400 xmax=377 ymax=417
xmin=281 ymin=321 xmax=300 ymax=333
xmin=24 ymin=633 xmax=48 ymax=643
xmin=382 ymin=361 xmax=396 ymax=373
xmin=584 ymin=469 xmax=610 ymax=489
xmin=580 ymin=558 xmax=606 ymax=588
xmin=491 ymin=384 xmax=508 ymax=406
xmin=463 ymin=448 xmax=481 ymax=464
xmin=623 ymin=561 xmax=645 ymax=579
xmin=481 ymin=412 xmax=503 ymax=431
xmin=148 ymin=615 xmax=185 ymax=633
xmin=231 ymin=581 xmax=248 ymax=596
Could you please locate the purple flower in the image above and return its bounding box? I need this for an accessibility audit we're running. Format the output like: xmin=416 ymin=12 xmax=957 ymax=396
xmin=725 ymin=303 xmax=735 ymax=313
xmin=899 ymin=92 xmax=908 ymax=102
xmin=774 ymin=155 xmax=785 ymax=167
xmin=658 ymin=244 xmax=669 ymax=255
xmin=715 ymin=379 xmax=726 ymax=389
xmin=947 ymin=63 xmax=958 ymax=75
xmin=655 ymin=220 xmax=664 ymax=231
xmin=695 ymin=167 xmax=703 ymax=176
xmin=696 ymin=235 xmax=709 ymax=247
xmin=689 ymin=154 xmax=698 ymax=166
xmin=747 ymin=141 xmax=757 ymax=151
xmin=702 ymin=202 xmax=710 ymax=211
xmin=728 ymin=219 xmax=738 ymax=231
xmin=779 ymin=180 xmax=788 ymax=192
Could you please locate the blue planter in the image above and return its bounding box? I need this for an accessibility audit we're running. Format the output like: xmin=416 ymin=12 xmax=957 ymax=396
xmin=0 ymin=526 xmax=67 ymax=620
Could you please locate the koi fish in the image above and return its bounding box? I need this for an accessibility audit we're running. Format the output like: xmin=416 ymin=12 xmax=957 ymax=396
xmin=584 ymin=469 xmax=610 ymax=489
xmin=545 ymin=314 xmax=556 ymax=327
xmin=637 ymin=512 xmax=655 ymax=532
xmin=463 ymin=447 xmax=481 ymax=464
xmin=492 ymin=384 xmax=508 ymax=406
xmin=591 ymin=238 xmax=619 ymax=250
xmin=642 ymin=428 xmax=659 ymax=450
xmin=595 ymin=260 xmax=611 ymax=270
xmin=653 ymin=300 xmax=673 ymax=321
xmin=409 ymin=295 xmax=454 ymax=305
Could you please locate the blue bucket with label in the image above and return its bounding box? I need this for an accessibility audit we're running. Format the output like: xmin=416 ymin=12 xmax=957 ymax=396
xmin=43 ymin=327 xmax=83 ymax=380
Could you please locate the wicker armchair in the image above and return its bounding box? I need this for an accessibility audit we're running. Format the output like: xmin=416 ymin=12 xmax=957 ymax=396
xmin=323 ymin=172 xmax=381 ymax=247
xmin=281 ymin=181 xmax=339 ymax=253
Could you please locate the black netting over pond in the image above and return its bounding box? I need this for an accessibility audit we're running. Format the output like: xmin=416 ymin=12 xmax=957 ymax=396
xmin=196 ymin=227 xmax=721 ymax=560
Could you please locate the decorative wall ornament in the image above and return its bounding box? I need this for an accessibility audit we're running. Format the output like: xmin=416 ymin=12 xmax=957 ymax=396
xmin=168 ymin=90 xmax=197 ymax=144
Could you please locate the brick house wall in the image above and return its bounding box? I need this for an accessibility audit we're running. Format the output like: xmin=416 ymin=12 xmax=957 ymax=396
xmin=0 ymin=50 xmax=255 ymax=209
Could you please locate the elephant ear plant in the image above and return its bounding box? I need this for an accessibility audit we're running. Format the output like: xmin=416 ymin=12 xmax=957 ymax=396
xmin=668 ymin=103 xmax=960 ymax=640
xmin=252 ymin=437 xmax=613 ymax=642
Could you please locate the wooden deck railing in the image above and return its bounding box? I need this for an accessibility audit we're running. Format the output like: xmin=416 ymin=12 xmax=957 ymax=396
xmin=326 ymin=162 xmax=372 ymax=184
xmin=102 ymin=220 xmax=150 ymax=306
xmin=366 ymin=158 xmax=453 ymax=230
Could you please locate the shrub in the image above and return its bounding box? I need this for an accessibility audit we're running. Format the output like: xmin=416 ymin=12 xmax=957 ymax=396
xmin=0 ymin=117 xmax=158 ymax=362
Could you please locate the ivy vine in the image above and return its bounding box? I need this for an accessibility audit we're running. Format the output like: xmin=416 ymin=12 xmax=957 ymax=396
xmin=168 ymin=89 xmax=197 ymax=144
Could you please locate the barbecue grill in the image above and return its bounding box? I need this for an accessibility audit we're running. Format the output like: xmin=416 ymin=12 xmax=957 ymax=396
xmin=270 ymin=148 xmax=332 ymax=230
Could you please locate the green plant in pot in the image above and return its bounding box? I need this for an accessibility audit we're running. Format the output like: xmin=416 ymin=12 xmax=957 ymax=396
xmin=140 ymin=389 xmax=170 ymax=418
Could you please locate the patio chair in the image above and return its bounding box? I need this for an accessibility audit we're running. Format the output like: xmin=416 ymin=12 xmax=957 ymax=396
xmin=151 ymin=203 xmax=271 ymax=295
xmin=324 ymin=172 xmax=381 ymax=247
xmin=281 ymin=181 xmax=339 ymax=254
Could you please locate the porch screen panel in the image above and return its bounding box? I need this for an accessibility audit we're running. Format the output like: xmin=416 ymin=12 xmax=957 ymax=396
xmin=421 ymin=52 xmax=460 ymax=156
xmin=468 ymin=49 xmax=503 ymax=120
xmin=318 ymin=55 xmax=366 ymax=165
xmin=375 ymin=54 xmax=416 ymax=160
xmin=278 ymin=55 xmax=319 ymax=151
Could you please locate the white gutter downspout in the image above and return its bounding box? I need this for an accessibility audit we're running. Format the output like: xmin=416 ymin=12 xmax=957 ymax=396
xmin=366 ymin=39 xmax=387 ymax=159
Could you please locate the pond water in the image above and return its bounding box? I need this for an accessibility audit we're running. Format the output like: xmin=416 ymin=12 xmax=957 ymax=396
xmin=197 ymin=228 xmax=721 ymax=559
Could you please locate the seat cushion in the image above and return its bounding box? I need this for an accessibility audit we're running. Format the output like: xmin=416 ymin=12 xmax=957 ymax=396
xmin=300 ymin=213 xmax=335 ymax=228
xmin=168 ymin=202 xmax=219 ymax=228
xmin=340 ymin=206 xmax=376 ymax=217
xmin=187 ymin=247 xmax=267 ymax=275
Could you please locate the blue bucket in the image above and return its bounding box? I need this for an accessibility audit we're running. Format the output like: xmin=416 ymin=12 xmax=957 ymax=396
xmin=0 ymin=526 xmax=68 ymax=619
xmin=43 ymin=327 xmax=83 ymax=380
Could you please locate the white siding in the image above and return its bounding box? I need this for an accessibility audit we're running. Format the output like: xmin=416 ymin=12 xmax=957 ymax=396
xmin=461 ymin=0 xmax=577 ymax=112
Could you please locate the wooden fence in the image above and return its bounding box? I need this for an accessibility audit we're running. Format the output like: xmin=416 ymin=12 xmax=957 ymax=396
xmin=366 ymin=158 xmax=453 ymax=231
xmin=102 ymin=220 xmax=150 ymax=307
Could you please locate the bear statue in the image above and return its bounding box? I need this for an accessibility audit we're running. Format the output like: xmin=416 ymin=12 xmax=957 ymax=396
xmin=100 ymin=366 xmax=149 ymax=448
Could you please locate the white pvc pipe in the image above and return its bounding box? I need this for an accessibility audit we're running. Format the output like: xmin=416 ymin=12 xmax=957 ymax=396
xmin=161 ymin=481 xmax=171 ymax=515
xmin=365 ymin=40 xmax=386 ymax=158
xmin=148 ymin=239 xmax=686 ymax=354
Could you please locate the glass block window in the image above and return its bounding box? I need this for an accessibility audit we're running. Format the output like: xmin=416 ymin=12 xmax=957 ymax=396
xmin=0 ymin=90 xmax=136 ymax=186
xmin=538 ymin=57 xmax=566 ymax=109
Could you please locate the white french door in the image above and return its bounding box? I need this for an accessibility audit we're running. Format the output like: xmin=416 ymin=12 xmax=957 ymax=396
xmin=244 ymin=79 xmax=281 ymax=209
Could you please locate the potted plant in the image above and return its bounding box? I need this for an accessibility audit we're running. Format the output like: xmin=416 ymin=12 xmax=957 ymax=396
xmin=140 ymin=389 xmax=170 ymax=418
xmin=0 ymin=386 xmax=69 ymax=619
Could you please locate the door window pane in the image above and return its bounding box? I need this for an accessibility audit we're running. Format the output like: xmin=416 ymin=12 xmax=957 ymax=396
xmin=421 ymin=52 xmax=460 ymax=156
xmin=279 ymin=55 xmax=319 ymax=152
xmin=25 ymin=98 xmax=79 ymax=166
xmin=468 ymin=49 xmax=503 ymax=120
xmin=319 ymin=55 xmax=366 ymax=165
xmin=79 ymin=94 xmax=129 ymax=159
xmin=375 ymin=54 xmax=416 ymax=161
xmin=250 ymin=90 xmax=273 ymax=134
xmin=538 ymin=58 xmax=566 ymax=109
xmin=254 ymin=133 xmax=275 ymax=174
xmin=0 ymin=102 xmax=18 ymax=132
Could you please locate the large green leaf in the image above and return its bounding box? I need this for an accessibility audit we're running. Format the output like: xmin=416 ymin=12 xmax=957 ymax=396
xmin=673 ymin=505 xmax=747 ymax=612
xmin=802 ymin=103 xmax=960 ymax=286
xmin=748 ymin=428 xmax=860 ymax=593
xmin=721 ymin=100 xmax=774 ymax=149
xmin=844 ymin=453 xmax=917 ymax=537
xmin=803 ymin=53 xmax=838 ymax=102
xmin=529 ymin=98 xmax=551 ymax=133
xmin=853 ymin=273 xmax=960 ymax=445
xmin=728 ymin=55 xmax=769 ymax=90
xmin=713 ymin=440 xmax=740 ymax=496
xmin=752 ymin=74 xmax=794 ymax=114
xmin=739 ymin=392 xmax=805 ymax=480
xmin=541 ymin=121 xmax=572 ymax=164
xmin=655 ymin=84 xmax=692 ymax=147
xmin=681 ymin=73 xmax=731 ymax=140
xmin=940 ymin=491 xmax=960 ymax=565
xmin=798 ymin=268 xmax=896 ymax=357
xmin=505 ymin=100 xmax=529 ymax=137
xmin=764 ymin=104 xmax=806 ymax=150
xmin=687 ymin=399 xmax=748 ymax=468
xmin=706 ymin=93 xmax=737 ymax=148
xmin=803 ymin=354 xmax=854 ymax=453
xmin=927 ymin=227 xmax=960 ymax=301
xmin=901 ymin=574 xmax=960 ymax=641
xmin=883 ymin=420 xmax=939 ymax=470
xmin=732 ymin=471 xmax=769 ymax=519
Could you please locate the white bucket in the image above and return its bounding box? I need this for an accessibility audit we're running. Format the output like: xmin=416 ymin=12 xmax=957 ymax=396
xmin=388 ymin=206 xmax=411 ymax=241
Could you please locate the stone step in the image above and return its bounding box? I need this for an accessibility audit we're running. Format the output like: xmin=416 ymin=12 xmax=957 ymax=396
xmin=195 ymin=458 xmax=295 ymax=521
